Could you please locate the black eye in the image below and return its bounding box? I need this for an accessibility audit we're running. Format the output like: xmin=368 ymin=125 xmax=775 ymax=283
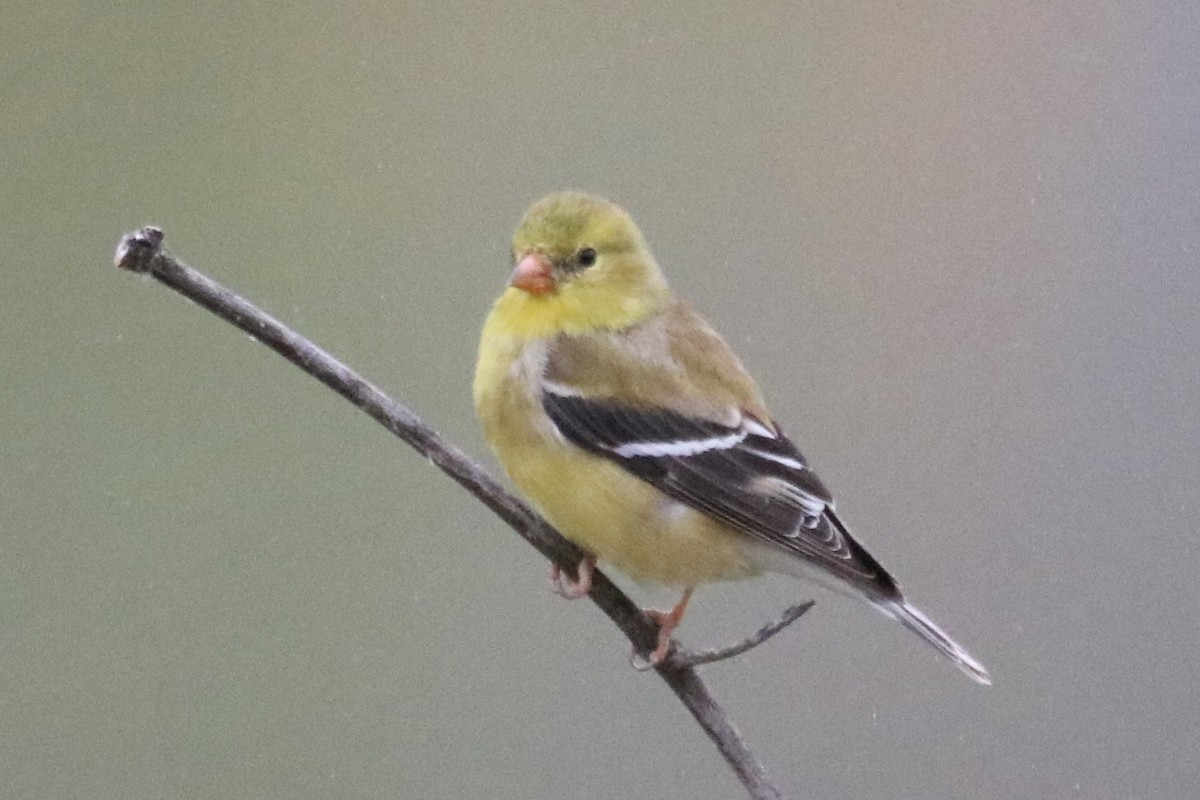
xmin=578 ymin=247 xmax=597 ymax=268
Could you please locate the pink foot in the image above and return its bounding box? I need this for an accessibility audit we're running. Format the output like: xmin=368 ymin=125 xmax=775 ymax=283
xmin=634 ymin=588 xmax=694 ymax=669
xmin=548 ymin=555 xmax=595 ymax=599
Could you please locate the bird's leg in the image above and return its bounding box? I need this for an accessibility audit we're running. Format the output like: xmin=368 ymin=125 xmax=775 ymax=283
xmin=548 ymin=554 xmax=595 ymax=599
xmin=639 ymin=587 xmax=694 ymax=668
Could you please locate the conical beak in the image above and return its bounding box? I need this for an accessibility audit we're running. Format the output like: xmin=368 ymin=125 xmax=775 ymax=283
xmin=510 ymin=252 xmax=556 ymax=296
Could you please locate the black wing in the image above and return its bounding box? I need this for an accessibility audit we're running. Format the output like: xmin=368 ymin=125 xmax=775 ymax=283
xmin=543 ymin=390 xmax=899 ymax=595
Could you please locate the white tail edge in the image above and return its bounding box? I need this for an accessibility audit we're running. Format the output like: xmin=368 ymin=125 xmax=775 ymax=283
xmin=883 ymin=600 xmax=993 ymax=686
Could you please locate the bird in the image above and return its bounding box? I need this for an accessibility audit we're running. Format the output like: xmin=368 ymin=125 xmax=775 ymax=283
xmin=473 ymin=191 xmax=991 ymax=684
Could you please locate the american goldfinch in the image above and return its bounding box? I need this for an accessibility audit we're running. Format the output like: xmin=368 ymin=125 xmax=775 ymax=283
xmin=474 ymin=191 xmax=991 ymax=684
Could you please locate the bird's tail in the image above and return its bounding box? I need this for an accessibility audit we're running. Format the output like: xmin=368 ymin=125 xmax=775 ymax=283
xmin=882 ymin=600 xmax=993 ymax=686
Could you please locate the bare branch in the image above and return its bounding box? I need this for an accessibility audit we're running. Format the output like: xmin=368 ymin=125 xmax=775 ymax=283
xmin=113 ymin=226 xmax=791 ymax=800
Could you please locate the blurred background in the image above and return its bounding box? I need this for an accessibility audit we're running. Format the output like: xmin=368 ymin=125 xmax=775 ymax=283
xmin=3 ymin=3 xmax=1198 ymax=798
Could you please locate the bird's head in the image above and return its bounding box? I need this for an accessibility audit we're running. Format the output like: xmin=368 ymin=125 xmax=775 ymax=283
xmin=501 ymin=192 xmax=670 ymax=336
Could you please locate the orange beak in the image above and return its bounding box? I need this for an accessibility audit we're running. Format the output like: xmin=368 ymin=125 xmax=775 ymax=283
xmin=510 ymin=252 xmax=556 ymax=296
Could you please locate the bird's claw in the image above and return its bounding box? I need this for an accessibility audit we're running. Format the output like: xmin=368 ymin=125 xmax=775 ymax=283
xmin=629 ymin=589 xmax=693 ymax=671
xmin=548 ymin=556 xmax=594 ymax=599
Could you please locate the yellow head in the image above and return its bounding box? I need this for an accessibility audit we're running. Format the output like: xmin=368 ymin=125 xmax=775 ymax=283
xmin=495 ymin=192 xmax=671 ymax=339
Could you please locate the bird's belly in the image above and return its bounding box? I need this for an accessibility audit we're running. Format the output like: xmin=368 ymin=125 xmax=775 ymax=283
xmin=506 ymin=446 xmax=759 ymax=587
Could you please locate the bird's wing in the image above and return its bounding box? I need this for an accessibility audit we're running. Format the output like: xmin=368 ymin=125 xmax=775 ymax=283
xmin=541 ymin=307 xmax=899 ymax=595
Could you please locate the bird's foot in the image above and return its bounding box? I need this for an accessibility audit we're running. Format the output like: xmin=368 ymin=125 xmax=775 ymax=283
xmin=548 ymin=555 xmax=595 ymax=599
xmin=631 ymin=588 xmax=694 ymax=671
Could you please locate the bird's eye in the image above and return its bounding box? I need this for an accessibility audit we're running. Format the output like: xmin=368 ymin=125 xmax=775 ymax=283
xmin=578 ymin=247 xmax=597 ymax=268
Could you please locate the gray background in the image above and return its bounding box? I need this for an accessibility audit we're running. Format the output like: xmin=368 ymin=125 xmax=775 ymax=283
xmin=4 ymin=3 xmax=1198 ymax=798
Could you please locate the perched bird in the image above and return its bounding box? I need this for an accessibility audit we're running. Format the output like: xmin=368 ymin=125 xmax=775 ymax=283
xmin=473 ymin=191 xmax=991 ymax=684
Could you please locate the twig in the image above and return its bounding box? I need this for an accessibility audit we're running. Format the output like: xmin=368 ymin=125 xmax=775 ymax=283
xmin=112 ymin=227 xmax=792 ymax=800
xmin=670 ymin=601 xmax=816 ymax=669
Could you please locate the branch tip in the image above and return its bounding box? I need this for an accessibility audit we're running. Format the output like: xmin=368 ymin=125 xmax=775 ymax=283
xmin=114 ymin=226 xmax=165 ymax=273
